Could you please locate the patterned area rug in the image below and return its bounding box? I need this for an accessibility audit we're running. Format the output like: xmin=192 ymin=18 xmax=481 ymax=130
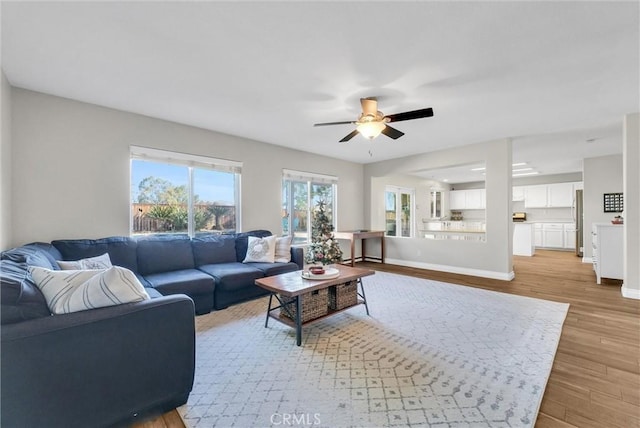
xmin=178 ymin=271 xmax=568 ymax=427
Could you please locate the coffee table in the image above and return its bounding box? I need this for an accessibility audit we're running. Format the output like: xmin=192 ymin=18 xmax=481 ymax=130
xmin=255 ymin=265 xmax=375 ymax=346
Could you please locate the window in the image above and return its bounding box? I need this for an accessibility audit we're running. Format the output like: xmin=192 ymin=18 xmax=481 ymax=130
xmin=282 ymin=169 xmax=337 ymax=244
xmin=385 ymin=186 xmax=414 ymax=237
xmin=429 ymin=190 xmax=442 ymax=219
xmin=130 ymin=146 xmax=241 ymax=236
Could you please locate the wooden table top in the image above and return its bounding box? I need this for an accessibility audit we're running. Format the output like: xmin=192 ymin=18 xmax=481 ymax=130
xmin=255 ymin=264 xmax=375 ymax=297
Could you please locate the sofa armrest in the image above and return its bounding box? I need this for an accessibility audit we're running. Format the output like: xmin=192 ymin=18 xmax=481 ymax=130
xmin=291 ymin=246 xmax=304 ymax=270
xmin=1 ymin=295 xmax=196 ymax=428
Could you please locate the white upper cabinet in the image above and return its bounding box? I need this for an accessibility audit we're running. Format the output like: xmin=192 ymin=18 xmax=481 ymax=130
xmin=512 ymin=186 xmax=525 ymax=202
xmin=523 ymin=182 xmax=579 ymax=208
xmin=449 ymin=189 xmax=485 ymax=210
xmin=547 ymin=182 xmax=574 ymax=207
xmin=524 ymin=185 xmax=548 ymax=208
xmin=449 ymin=190 xmax=466 ymax=210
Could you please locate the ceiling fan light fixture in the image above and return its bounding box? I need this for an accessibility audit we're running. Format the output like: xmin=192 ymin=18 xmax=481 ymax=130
xmin=356 ymin=121 xmax=386 ymax=139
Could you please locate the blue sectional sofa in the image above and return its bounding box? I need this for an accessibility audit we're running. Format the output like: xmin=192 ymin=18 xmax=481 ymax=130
xmin=0 ymin=230 xmax=302 ymax=428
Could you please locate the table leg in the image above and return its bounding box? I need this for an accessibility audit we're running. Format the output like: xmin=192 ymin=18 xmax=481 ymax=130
xmin=350 ymin=238 xmax=355 ymax=267
xmin=381 ymin=235 xmax=385 ymax=264
xmin=362 ymin=238 xmax=366 ymax=263
xmin=358 ymin=278 xmax=370 ymax=316
xmin=265 ymin=294 xmax=273 ymax=328
xmin=296 ymin=295 xmax=302 ymax=346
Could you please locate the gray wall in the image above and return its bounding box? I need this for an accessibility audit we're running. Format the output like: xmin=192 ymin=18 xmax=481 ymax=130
xmin=9 ymin=89 xmax=364 ymax=247
xmin=0 ymin=71 xmax=12 ymax=250
xmin=583 ymin=154 xmax=623 ymax=260
xmin=364 ymin=139 xmax=513 ymax=279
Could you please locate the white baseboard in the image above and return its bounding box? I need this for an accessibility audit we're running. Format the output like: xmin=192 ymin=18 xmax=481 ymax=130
xmin=621 ymin=284 xmax=640 ymax=300
xmin=385 ymin=258 xmax=515 ymax=281
xmin=582 ymin=257 xmax=592 ymax=264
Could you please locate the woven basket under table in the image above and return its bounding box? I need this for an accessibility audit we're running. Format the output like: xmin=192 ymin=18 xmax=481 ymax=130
xmin=328 ymin=281 xmax=358 ymax=310
xmin=280 ymin=288 xmax=329 ymax=323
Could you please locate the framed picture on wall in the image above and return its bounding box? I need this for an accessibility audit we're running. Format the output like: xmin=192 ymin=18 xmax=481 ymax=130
xmin=603 ymin=193 xmax=623 ymax=213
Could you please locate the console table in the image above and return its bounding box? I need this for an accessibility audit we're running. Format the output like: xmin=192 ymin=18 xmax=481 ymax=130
xmin=333 ymin=230 xmax=385 ymax=267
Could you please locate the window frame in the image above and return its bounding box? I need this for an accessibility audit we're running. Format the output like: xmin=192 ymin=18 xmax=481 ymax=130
xmin=282 ymin=169 xmax=338 ymax=245
xmin=130 ymin=146 xmax=242 ymax=236
xmin=385 ymin=185 xmax=415 ymax=238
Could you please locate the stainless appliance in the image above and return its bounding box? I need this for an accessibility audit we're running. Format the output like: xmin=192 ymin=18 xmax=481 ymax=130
xmin=575 ymin=189 xmax=584 ymax=256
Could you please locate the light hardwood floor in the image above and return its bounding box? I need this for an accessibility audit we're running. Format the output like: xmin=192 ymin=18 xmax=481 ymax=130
xmin=133 ymin=250 xmax=640 ymax=428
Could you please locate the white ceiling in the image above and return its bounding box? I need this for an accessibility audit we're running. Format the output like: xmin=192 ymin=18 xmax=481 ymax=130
xmin=2 ymin=2 xmax=638 ymax=183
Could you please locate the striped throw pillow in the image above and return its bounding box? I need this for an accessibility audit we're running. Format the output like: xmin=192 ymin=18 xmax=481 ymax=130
xmin=28 ymin=266 xmax=150 ymax=314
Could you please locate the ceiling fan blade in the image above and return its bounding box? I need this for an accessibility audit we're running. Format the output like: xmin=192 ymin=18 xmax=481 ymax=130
xmin=360 ymin=97 xmax=378 ymax=116
xmin=339 ymin=129 xmax=359 ymax=142
xmin=385 ymin=107 xmax=434 ymax=123
xmin=381 ymin=125 xmax=404 ymax=140
xmin=314 ymin=120 xmax=355 ymax=127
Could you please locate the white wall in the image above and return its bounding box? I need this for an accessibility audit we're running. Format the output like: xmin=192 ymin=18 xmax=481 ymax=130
xmin=622 ymin=113 xmax=639 ymax=299
xmin=583 ymin=154 xmax=623 ymax=260
xmin=10 ymin=89 xmax=364 ymax=246
xmin=0 ymin=71 xmax=12 ymax=250
xmin=364 ymin=139 xmax=513 ymax=280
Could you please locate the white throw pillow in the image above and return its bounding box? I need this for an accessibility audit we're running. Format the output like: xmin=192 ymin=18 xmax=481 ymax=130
xmin=274 ymin=236 xmax=293 ymax=263
xmin=243 ymin=235 xmax=277 ymax=263
xmin=29 ymin=266 xmax=150 ymax=314
xmin=57 ymin=253 xmax=113 ymax=270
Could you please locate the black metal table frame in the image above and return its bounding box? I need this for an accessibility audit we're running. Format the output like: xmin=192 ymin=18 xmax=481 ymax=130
xmin=264 ymin=278 xmax=370 ymax=346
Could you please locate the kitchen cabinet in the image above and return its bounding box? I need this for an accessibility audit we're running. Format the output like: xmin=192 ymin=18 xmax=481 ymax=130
xmin=512 ymin=186 xmax=525 ymax=202
xmin=524 ymin=185 xmax=548 ymax=208
xmin=542 ymin=223 xmax=565 ymax=248
xmin=449 ymin=189 xmax=485 ymax=210
xmin=534 ymin=224 xmax=543 ymax=247
xmin=563 ymin=224 xmax=576 ymax=250
xmin=548 ymin=183 xmax=574 ymax=207
xmin=449 ymin=190 xmax=466 ymax=210
xmin=465 ymin=189 xmax=486 ymax=209
xmin=591 ymin=223 xmax=623 ymax=284
xmin=523 ymin=182 xmax=579 ymax=208
xmin=513 ymin=223 xmax=535 ymax=256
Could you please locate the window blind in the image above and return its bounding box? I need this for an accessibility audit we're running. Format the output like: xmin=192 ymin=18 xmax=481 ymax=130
xmin=131 ymin=146 xmax=242 ymax=174
xmin=282 ymin=169 xmax=338 ymax=185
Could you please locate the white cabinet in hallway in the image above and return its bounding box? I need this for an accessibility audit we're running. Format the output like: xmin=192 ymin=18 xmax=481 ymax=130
xmin=591 ymin=223 xmax=624 ymax=284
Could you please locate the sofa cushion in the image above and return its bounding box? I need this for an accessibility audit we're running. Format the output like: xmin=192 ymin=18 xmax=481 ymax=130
xmin=234 ymin=230 xmax=272 ymax=262
xmin=143 ymin=268 xmax=214 ymax=314
xmin=57 ymin=253 xmax=113 ymax=270
xmin=1 ymin=260 xmax=51 ymax=324
xmin=136 ymin=235 xmax=195 ymax=275
xmin=29 ymin=266 xmax=150 ymax=315
xmin=52 ymin=237 xmax=138 ymax=272
xmin=243 ymin=235 xmax=276 ymax=263
xmin=198 ymin=263 xmax=265 ymax=292
xmin=244 ymin=262 xmax=300 ymax=277
xmin=191 ymin=234 xmax=237 ymax=266
xmin=143 ymin=269 xmax=214 ymax=297
xmin=1 ymin=243 xmax=61 ymax=270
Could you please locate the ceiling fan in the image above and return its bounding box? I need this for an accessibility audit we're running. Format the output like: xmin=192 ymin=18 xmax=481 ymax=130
xmin=314 ymin=97 xmax=434 ymax=142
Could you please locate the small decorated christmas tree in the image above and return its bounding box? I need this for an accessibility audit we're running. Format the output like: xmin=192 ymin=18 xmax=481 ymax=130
xmin=305 ymin=200 xmax=343 ymax=265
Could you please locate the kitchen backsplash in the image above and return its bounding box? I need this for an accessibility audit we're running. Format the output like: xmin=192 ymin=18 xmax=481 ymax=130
xmin=512 ymin=202 xmax=574 ymax=222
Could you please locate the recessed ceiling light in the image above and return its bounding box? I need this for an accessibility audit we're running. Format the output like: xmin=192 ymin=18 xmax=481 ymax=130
xmin=442 ymin=178 xmax=449 ymax=182
xmin=512 ymin=171 xmax=540 ymax=177
xmin=512 ymin=168 xmax=533 ymax=172
xmin=512 ymin=162 xmax=527 ymax=167
xmin=471 ymin=167 xmax=486 ymax=171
